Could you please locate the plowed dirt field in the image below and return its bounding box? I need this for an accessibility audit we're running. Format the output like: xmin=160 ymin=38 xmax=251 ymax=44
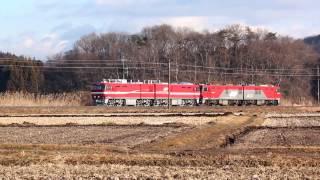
xmin=1 ymin=107 xmax=320 ymax=179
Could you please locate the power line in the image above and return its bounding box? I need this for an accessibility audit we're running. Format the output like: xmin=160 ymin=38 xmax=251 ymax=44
xmin=0 ymin=66 xmax=316 ymax=77
xmin=0 ymin=61 xmax=318 ymax=77
xmin=0 ymin=66 xmax=315 ymax=77
xmin=0 ymin=62 xmax=316 ymax=71
xmin=0 ymin=59 xmax=317 ymax=71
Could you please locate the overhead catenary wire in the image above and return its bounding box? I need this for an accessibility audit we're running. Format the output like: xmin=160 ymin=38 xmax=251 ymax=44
xmin=0 ymin=59 xmax=316 ymax=71
xmin=0 ymin=62 xmax=316 ymax=71
xmin=0 ymin=59 xmax=318 ymax=77
xmin=0 ymin=65 xmax=317 ymax=77
xmin=0 ymin=67 xmax=316 ymax=77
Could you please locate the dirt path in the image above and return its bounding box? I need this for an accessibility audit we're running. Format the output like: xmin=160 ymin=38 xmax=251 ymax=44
xmin=138 ymin=115 xmax=263 ymax=154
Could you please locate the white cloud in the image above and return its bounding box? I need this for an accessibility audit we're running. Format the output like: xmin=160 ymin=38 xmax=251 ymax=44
xmin=124 ymin=16 xmax=246 ymax=34
xmin=96 ymin=0 xmax=159 ymax=5
xmin=0 ymin=33 xmax=69 ymax=59
xmin=163 ymin=16 xmax=209 ymax=31
xmin=23 ymin=37 xmax=35 ymax=48
xmin=267 ymin=24 xmax=320 ymax=38
xmin=275 ymin=0 xmax=314 ymax=6
xmin=37 ymin=33 xmax=69 ymax=55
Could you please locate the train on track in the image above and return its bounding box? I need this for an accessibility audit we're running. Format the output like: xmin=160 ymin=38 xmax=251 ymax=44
xmin=91 ymin=79 xmax=281 ymax=106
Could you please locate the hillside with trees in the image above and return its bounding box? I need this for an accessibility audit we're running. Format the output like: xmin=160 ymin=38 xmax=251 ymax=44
xmin=304 ymin=35 xmax=320 ymax=53
xmin=0 ymin=53 xmax=43 ymax=93
xmin=1 ymin=24 xmax=319 ymax=103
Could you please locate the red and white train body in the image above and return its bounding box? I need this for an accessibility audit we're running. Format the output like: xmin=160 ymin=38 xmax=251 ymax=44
xmin=201 ymin=84 xmax=281 ymax=106
xmin=91 ymin=79 xmax=281 ymax=106
xmin=91 ymin=79 xmax=200 ymax=106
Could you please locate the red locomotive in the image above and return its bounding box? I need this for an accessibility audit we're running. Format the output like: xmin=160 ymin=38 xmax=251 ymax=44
xmin=91 ymin=79 xmax=281 ymax=106
xmin=201 ymin=84 xmax=281 ymax=106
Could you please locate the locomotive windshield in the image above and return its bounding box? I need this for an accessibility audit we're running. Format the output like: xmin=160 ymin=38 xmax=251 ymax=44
xmin=92 ymin=84 xmax=105 ymax=91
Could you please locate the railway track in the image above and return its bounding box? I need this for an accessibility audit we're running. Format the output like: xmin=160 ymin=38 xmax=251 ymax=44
xmin=0 ymin=105 xmax=319 ymax=116
xmin=0 ymin=112 xmax=233 ymax=118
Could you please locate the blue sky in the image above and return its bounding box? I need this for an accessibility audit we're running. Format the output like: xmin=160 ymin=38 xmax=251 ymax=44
xmin=0 ymin=0 xmax=319 ymax=60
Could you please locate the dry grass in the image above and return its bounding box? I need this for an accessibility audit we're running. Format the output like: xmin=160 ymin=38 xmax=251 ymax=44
xmin=1 ymin=152 xmax=320 ymax=179
xmin=0 ymin=92 xmax=90 ymax=107
xmin=280 ymin=98 xmax=315 ymax=106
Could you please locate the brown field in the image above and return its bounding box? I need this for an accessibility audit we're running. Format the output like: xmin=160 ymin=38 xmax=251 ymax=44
xmin=1 ymin=107 xmax=320 ymax=178
xmin=263 ymin=115 xmax=320 ymax=127
xmin=232 ymin=127 xmax=320 ymax=148
xmin=0 ymin=116 xmax=219 ymax=126
xmin=0 ymin=125 xmax=189 ymax=148
xmin=1 ymin=164 xmax=319 ymax=179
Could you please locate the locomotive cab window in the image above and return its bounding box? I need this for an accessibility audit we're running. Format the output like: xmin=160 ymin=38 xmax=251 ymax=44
xmin=92 ymin=85 xmax=105 ymax=91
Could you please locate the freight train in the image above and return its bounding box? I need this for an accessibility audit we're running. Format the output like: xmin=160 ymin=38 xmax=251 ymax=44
xmin=91 ymin=79 xmax=281 ymax=106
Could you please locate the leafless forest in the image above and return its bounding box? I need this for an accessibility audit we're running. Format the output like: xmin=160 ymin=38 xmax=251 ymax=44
xmin=1 ymin=24 xmax=320 ymax=104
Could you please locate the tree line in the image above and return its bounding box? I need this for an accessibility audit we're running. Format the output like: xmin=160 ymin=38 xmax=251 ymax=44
xmin=1 ymin=24 xmax=319 ymax=103
xmin=305 ymin=35 xmax=320 ymax=54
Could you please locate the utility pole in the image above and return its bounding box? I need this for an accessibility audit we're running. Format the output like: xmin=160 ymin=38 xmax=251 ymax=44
xmin=168 ymin=59 xmax=171 ymax=109
xmin=122 ymin=59 xmax=125 ymax=79
xmin=317 ymin=66 xmax=320 ymax=106
xmin=251 ymin=66 xmax=254 ymax=84
xmin=194 ymin=60 xmax=197 ymax=82
xmin=119 ymin=50 xmax=126 ymax=80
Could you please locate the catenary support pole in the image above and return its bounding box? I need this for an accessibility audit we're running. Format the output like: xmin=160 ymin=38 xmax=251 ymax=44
xmin=168 ymin=59 xmax=171 ymax=109
xmin=317 ymin=66 xmax=320 ymax=106
xmin=194 ymin=60 xmax=197 ymax=82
